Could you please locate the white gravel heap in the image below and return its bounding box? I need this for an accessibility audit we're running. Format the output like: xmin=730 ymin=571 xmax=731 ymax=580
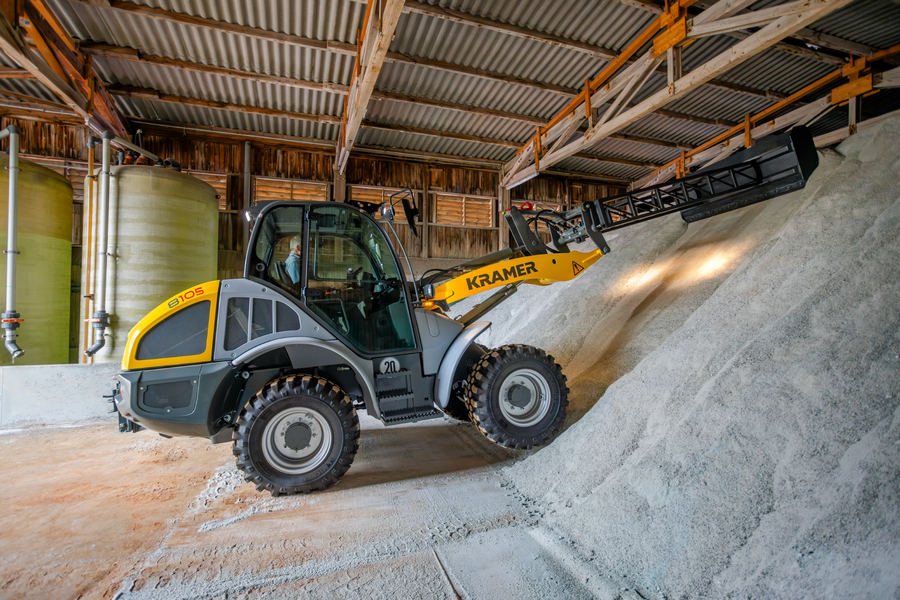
xmin=472 ymin=118 xmax=900 ymax=599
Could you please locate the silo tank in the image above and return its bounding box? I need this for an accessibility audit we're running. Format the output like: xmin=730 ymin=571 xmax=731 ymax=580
xmin=0 ymin=156 xmax=73 ymax=366
xmin=82 ymin=166 xmax=218 ymax=363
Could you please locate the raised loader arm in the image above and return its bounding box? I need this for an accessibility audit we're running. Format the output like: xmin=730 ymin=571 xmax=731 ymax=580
xmin=421 ymin=126 xmax=818 ymax=323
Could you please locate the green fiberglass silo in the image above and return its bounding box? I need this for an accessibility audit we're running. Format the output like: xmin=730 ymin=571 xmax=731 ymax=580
xmin=81 ymin=165 xmax=218 ymax=363
xmin=0 ymin=156 xmax=73 ymax=366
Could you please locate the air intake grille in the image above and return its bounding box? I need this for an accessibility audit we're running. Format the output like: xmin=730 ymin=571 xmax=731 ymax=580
xmin=136 ymin=300 xmax=210 ymax=361
xmin=143 ymin=380 xmax=194 ymax=409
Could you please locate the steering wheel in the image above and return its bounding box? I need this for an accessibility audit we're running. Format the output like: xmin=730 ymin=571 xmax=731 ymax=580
xmin=369 ymin=279 xmax=401 ymax=312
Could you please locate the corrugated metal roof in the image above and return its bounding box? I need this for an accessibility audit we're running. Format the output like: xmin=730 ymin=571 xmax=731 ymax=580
xmin=366 ymin=98 xmax=533 ymax=142
xmin=3 ymin=0 xmax=896 ymax=181
xmin=812 ymin=0 xmax=900 ymax=50
xmin=555 ymin=156 xmax=651 ymax=180
xmin=93 ymin=57 xmax=346 ymax=116
xmin=117 ymin=96 xmax=341 ymax=140
xmin=356 ymin=128 xmax=513 ymax=160
xmin=418 ymin=0 xmax=657 ymax=51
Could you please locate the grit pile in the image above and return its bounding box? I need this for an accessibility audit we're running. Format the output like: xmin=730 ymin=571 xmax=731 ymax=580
xmin=458 ymin=117 xmax=900 ymax=599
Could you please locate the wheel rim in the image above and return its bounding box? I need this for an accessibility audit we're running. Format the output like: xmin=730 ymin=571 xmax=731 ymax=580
xmin=497 ymin=368 xmax=552 ymax=428
xmin=261 ymin=407 xmax=333 ymax=475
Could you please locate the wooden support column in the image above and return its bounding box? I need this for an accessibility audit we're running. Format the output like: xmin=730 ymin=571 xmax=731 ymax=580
xmin=333 ymin=169 xmax=347 ymax=203
xmin=498 ymin=172 xmax=511 ymax=250
xmin=336 ymin=0 xmax=406 ymax=173
xmin=242 ymin=141 xmax=251 ymax=252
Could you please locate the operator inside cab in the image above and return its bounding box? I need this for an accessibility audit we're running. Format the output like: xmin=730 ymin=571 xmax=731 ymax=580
xmin=285 ymin=234 xmax=303 ymax=284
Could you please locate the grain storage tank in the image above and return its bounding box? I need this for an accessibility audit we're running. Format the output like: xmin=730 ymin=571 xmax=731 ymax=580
xmin=0 ymin=156 xmax=73 ymax=366
xmin=81 ymin=165 xmax=218 ymax=363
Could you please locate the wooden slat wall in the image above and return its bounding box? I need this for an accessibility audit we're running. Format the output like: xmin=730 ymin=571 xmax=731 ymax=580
xmin=142 ymin=135 xmax=242 ymax=173
xmin=429 ymin=226 xmax=497 ymax=260
xmin=0 ymin=119 xmax=630 ymax=275
xmin=184 ymin=171 xmax=228 ymax=209
xmin=254 ymin=177 xmax=328 ymax=203
xmin=254 ymin=147 xmax=333 ymax=180
xmin=434 ymin=194 xmax=494 ymax=227
xmin=0 ymin=118 xmax=88 ymax=160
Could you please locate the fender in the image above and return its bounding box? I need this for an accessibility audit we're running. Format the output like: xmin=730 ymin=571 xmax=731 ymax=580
xmin=434 ymin=321 xmax=491 ymax=408
xmin=231 ymin=337 xmax=380 ymax=419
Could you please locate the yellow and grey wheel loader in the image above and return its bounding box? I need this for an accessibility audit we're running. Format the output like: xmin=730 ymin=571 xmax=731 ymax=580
xmin=109 ymin=127 xmax=817 ymax=496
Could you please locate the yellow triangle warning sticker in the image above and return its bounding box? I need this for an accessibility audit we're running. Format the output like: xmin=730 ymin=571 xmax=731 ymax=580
xmin=572 ymin=262 xmax=584 ymax=276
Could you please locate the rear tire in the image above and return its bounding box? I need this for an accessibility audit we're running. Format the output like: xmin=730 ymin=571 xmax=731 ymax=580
xmin=466 ymin=344 xmax=568 ymax=450
xmin=233 ymin=375 xmax=360 ymax=496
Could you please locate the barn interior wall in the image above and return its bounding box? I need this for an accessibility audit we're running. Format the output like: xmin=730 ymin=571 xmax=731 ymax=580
xmin=0 ymin=118 xmax=624 ymax=360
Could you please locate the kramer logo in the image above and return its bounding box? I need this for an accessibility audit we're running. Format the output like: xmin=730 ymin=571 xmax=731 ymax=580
xmin=466 ymin=262 xmax=538 ymax=290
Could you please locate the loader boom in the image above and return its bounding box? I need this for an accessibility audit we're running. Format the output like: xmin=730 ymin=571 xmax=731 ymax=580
xmin=424 ymin=126 xmax=818 ymax=316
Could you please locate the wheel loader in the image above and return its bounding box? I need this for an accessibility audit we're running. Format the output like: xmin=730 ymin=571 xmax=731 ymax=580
xmin=109 ymin=127 xmax=818 ymax=496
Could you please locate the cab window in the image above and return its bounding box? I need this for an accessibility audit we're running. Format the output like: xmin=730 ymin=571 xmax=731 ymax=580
xmin=306 ymin=206 xmax=415 ymax=354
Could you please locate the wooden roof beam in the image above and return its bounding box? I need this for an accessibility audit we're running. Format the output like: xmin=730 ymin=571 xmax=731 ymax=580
xmin=83 ymin=41 xmax=740 ymax=132
xmin=107 ymin=84 xmax=342 ymax=124
xmin=504 ymin=0 xmax=855 ymax=188
xmin=110 ymin=84 xmax=662 ymax=169
xmin=0 ymin=6 xmax=90 ymax=119
xmin=622 ymin=0 xmax=871 ymax=65
xmin=72 ymin=1 xmax=789 ymax=102
xmin=335 ymin=0 xmax=406 ymax=173
xmin=355 ymin=0 xmax=619 ymax=61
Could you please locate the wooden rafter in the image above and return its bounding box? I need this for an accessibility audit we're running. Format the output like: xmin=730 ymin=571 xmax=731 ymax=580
xmin=633 ymin=43 xmax=900 ymax=189
xmin=0 ymin=7 xmax=89 ymax=117
xmin=71 ymin=1 xmax=793 ymax=103
xmin=364 ymin=0 xmax=619 ymax=60
xmin=0 ymin=0 xmax=126 ymax=135
xmin=619 ymin=0 xmax=868 ymax=66
xmin=504 ymin=0 xmax=855 ymax=189
xmin=82 ymin=40 xmax=741 ymax=132
xmin=335 ymin=0 xmax=406 ymax=173
xmin=107 ymin=83 xmax=661 ymax=169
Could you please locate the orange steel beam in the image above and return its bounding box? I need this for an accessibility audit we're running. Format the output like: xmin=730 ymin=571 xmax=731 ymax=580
xmin=640 ymin=42 xmax=900 ymax=183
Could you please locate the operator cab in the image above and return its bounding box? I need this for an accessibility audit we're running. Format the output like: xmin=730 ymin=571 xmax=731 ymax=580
xmin=248 ymin=203 xmax=417 ymax=355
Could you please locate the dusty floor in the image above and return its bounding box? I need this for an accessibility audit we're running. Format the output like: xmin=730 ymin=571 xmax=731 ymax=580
xmin=0 ymin=416 xmax=627 ymax=600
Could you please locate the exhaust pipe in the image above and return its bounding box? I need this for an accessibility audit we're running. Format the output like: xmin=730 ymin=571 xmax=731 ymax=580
xmin=85 ymin=132 xmax=114 ymax=357
xmin=1 ymin=126 xmax=23 ymax=360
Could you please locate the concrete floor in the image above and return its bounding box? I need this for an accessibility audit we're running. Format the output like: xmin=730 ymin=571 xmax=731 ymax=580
xmin=0 ymin=415 xmax=619 ymax=600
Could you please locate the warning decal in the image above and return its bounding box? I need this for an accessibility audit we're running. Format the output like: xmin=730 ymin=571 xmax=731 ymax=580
xmin=572 ymin=262 xmax=584 ymax=276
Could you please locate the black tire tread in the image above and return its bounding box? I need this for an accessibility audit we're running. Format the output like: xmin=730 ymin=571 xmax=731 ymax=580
xmin=465 ymin=344 xmax=568 ymax=450
xmin=232 ymin=374 xmax=360 ymax=496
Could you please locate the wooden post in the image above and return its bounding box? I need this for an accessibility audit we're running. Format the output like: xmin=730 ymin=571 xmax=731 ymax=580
xmin=498 ymin=170 xmax=511 ymax=250
xmin=333 ymin=169 xmax=346 ymax=203
xmin=242 ymin=141 xmax=251 ymax=252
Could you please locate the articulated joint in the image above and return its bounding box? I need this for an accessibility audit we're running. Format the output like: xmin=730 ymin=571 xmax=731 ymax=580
xmin=1 ymin=311 xmax=24 ymax=359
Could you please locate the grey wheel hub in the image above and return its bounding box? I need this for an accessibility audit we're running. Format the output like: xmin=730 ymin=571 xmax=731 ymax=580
xmin=498 ymin=368 xmax=552 ymax=428
xmin=261 ymin=407 xmax=333 ymax=474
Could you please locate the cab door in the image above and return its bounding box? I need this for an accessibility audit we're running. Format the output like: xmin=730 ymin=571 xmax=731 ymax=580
xmin=304 ymin=205 xmax=418 ymax=355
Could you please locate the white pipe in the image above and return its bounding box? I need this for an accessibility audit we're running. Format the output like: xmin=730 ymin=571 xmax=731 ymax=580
xmin=85 ymin=132 xmax=114 ymax=357
xmin=2 ymin=126 xmax=23 ymax=360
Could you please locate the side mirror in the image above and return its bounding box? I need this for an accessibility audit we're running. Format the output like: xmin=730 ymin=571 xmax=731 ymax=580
xmin=388 ymin=189 xmax=420 ymax=237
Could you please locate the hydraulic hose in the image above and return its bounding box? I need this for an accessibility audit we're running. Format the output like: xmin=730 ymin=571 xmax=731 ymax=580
xmin=1 ymin=126 xmax=23 ymax=360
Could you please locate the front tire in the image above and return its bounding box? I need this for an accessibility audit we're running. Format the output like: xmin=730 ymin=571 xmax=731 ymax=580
xmin=466 ymin=345 xmax=568 ymax=450
xmin=233 ymin=375 xmax=360 ymax=496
